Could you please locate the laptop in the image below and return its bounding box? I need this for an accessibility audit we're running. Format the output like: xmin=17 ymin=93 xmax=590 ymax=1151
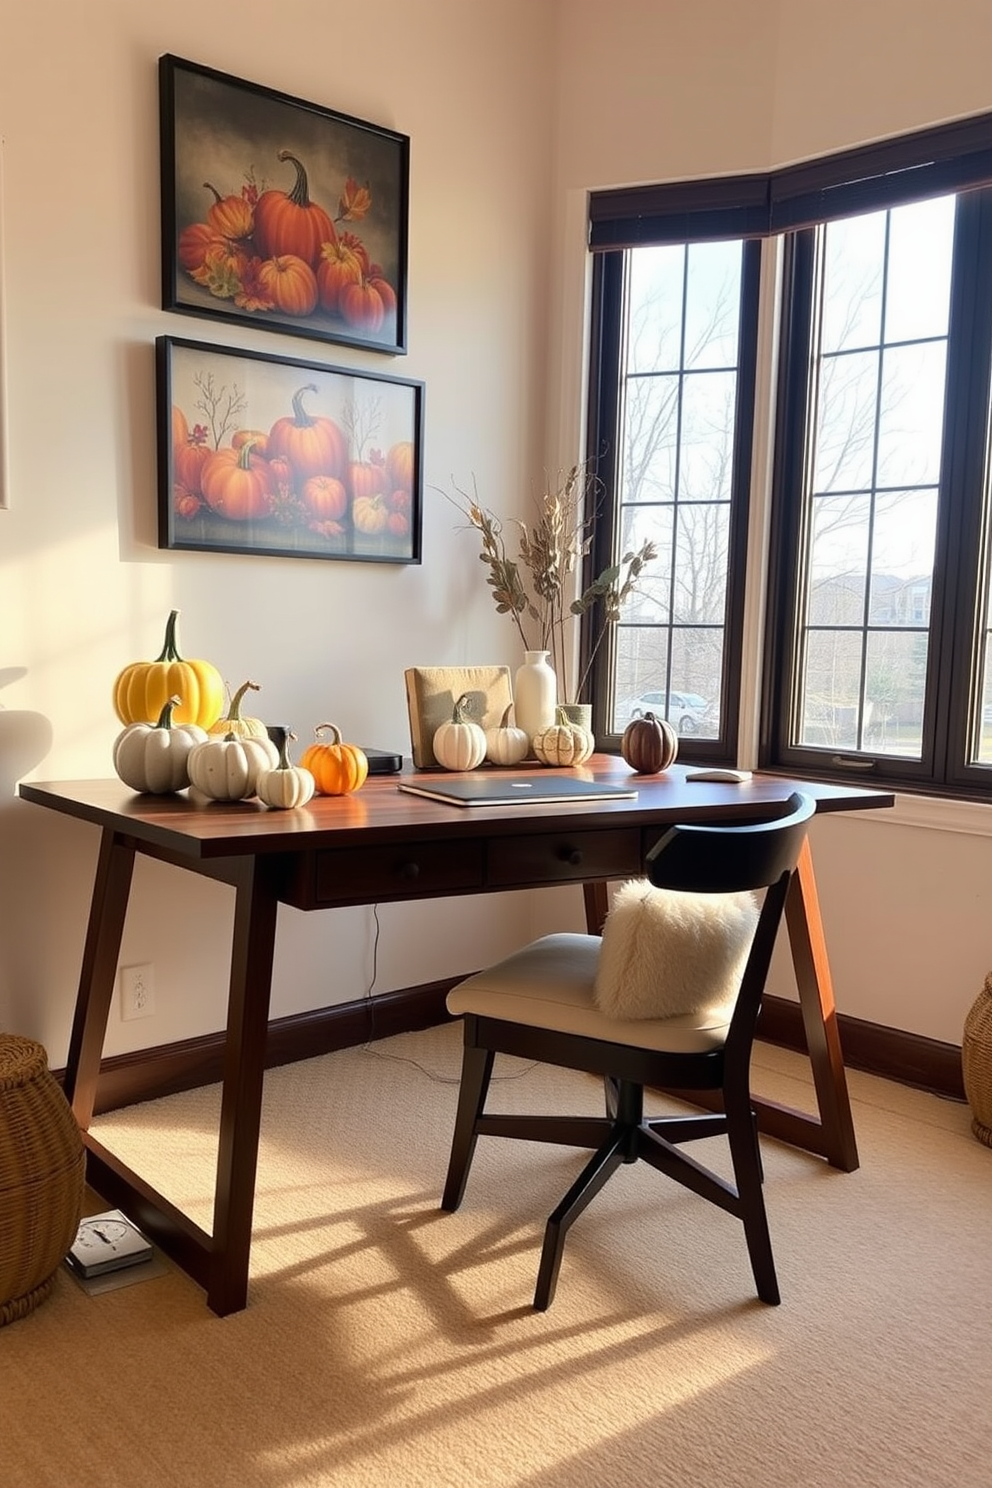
xmin=396 ymin=775 xmax=638 ymax=807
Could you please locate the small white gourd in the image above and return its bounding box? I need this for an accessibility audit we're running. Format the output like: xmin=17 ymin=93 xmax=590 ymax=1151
xmin=255 ymin=727 xmax=316 ymax=810
xmin=433 ymin=693 xmax=487 ymax=771
xmin=112 ymin=696 xmax=207 ymax=794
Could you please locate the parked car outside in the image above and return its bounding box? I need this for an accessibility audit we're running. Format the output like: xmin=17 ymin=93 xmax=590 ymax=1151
xmin=621 ymin=690 xmax=712 ymax=734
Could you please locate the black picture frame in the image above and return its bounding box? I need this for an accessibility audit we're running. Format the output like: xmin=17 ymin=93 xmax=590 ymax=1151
xmin=159 ymin=55 xmax=409 ymax=355
xmin=158 ymin=335 xmax=423 ymax=563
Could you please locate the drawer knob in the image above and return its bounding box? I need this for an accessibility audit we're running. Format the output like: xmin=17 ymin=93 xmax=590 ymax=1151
xmin=399 ymin=861 xmax=421 ymax=880
xmin=559 ymin=847 xmax=583 ymax=867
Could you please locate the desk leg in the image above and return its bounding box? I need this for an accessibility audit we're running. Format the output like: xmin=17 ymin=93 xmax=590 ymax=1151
xmin=583 ymin=882 xmax=610 ymax=936
xmin=207 ymin=853 xmax=280 ymax=1317
xmin=782 ymin=839 xmax=859 ymax=1173
xmin=64 ymin=829 xmax=135 ymax=1129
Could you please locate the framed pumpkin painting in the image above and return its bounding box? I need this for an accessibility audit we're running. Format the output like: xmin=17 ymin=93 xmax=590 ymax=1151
xmin=157 ymin=336 xmax=424 ymax=563
xmin=159 ymin=55 xmax=410 ymax=355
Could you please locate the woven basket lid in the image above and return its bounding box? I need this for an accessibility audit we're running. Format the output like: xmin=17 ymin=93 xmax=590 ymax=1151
xmin=0 ymin=1035 xmax=49 ymax=1091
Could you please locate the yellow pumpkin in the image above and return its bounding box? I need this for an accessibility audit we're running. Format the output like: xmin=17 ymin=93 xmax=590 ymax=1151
xmin=299 ymin=723 xmax=369 ymax=795
xmin=113 ymin=610 xmax=224 ymax=730
xmin=532 ymin=708 xmax=595 ymax=767
xmin=433 ymin=694 xmax=487 ymax=771
xmin=208 ymin=680 xmax=269 ymax=739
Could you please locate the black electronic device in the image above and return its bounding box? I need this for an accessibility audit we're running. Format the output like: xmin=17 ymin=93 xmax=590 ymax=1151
xmin=362 ymin=747 xmax=404 ymax=775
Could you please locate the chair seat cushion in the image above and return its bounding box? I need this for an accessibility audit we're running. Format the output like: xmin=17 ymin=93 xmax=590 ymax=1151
xmin=446 ymin=934 xmax=732 ymax=1053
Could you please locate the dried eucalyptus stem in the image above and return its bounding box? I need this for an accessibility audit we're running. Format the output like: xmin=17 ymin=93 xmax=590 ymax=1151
xmin=446 ymin=463 xmax=657 ymax=703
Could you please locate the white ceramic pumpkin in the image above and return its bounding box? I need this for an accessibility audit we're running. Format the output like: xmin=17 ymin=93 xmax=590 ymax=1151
xmin=433 ymin=693 xmax=487 ymax=771
xmin=484 ymin=705 xmax=530 ymax=767
xmin=186 ymin=731 xmax=279 ymax=801
xmin=112 ymin=696 xmax=207 ymax=794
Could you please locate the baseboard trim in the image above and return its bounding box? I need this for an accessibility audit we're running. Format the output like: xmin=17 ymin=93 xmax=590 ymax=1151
xmin=58 ymin=981 xmax=965 ymax=1115
xmin=758 ymin=995 xmax=966 ymax=1103
xmin=79 ymin=979 xmax=457 ymax=1115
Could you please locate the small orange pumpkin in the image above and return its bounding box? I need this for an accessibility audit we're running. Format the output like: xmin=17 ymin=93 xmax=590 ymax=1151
xmin=299 ymin=723 xmax=369 ymax=795
xmin=200 ymin=440 xmax=273 ymax=520
xmin=256 ymin=254 xmax=319 ymax=317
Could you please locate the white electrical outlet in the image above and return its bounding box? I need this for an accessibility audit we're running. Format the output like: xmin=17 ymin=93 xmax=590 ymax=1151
xmin=120 ymin=963 xmax=156 ymax=1021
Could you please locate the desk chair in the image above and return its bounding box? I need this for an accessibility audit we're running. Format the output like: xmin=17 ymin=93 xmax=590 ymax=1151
xmin=441 ymin=791 xmax=816 ymax=1310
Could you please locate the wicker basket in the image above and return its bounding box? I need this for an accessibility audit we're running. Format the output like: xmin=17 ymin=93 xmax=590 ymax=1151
xmin=0 ymin=1034 xmax=85 ymax=1325
xmin=962 ymin=973 xmax=992 ymax=1149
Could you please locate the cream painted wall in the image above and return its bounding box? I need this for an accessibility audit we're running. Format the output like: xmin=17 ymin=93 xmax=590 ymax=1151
xmin=547 ymin=0 xmax=992 ymax=1046
xmin=0 ymin=0 xmax=560 ymax=1063
xmin=3 ymin=0 xmax=991 ymax=1068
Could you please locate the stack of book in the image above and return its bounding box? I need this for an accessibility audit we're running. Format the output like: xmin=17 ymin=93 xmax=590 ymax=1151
xmin=65 ymin=1209 xmax=154 ymax=1279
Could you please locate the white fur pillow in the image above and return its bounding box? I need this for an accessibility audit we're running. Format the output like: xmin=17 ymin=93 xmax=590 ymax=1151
xmin=593 ymin=879 xmax=759 ymax=1022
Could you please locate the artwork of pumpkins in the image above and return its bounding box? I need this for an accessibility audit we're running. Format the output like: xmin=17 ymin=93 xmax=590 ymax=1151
xmin=171 ymin=375 xmax=415 ymax=555
xmin=178 ymin=155 xmax=398 ymax=341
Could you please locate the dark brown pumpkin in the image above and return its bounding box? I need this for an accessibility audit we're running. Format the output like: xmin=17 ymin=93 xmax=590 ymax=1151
xmin=621 ymin=710 xmax=679 ymax=774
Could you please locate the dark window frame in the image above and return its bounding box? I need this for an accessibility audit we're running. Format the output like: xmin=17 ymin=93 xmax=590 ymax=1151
xmin=586 ymin=109 xmax=992 ymax=799
xmin=583 ymin=242 xmax=759 ymax=762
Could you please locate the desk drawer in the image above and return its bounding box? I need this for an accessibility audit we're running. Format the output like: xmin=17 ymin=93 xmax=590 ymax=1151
xmin=486 ymin=828 xmax=641 ymax=888
xmin=311 ymin=839 xmax=485 ymax=905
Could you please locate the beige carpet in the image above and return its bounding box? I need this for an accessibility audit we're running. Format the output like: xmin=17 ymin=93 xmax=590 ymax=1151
xmin=1 ymin=1025 xmax=989 ymax=1488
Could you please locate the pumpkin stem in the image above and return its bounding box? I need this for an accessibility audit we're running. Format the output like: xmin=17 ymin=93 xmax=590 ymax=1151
xmin=226 ymin=680 xmax=260 ymax=721
xmin=314 ymin=722 xmax=343 ymax=745
xmin=155 ymin=610 xmax=184 ymax=664
xmin=155 ymin=695 xmax=182 ymax=729
xmin=276 ymin=150 xmax=315 ymax=209
xmin=499 ymin=704 xmax=513 ymax=728
xmin=202 ymin=182 xmax=224 ymax=205
xmin=453 ymin=693 xmax=475 ymax=724
xmin=289 ymin=384 xmax=320 ymax=428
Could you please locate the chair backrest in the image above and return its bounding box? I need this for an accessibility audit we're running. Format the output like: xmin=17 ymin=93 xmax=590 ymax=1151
xmin=644 ymin=792 xmax=816 ymax=895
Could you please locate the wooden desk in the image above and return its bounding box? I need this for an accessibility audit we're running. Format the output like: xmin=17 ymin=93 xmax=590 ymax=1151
xmin=20 ymin=759 xmax=893 ymax=1315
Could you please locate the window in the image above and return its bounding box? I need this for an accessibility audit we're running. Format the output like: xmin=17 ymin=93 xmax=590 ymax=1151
xmin=585 ymin=239 xmax=756 ymax=758
xmin=585 ymin=114 xmax=992 ymax=798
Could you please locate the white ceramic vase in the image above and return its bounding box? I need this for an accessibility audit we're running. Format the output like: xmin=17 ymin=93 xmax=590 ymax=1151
xmin=514 ymin=650 xmax=557 ymax=743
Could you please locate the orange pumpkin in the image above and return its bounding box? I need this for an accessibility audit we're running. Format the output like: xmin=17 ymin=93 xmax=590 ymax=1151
xmin=173 ymin=484 xmax=201 ymax=520
xmin=256 ymin=254 xmax=319 ymax=316
xmin=202 ymin=182 xmax=254 ymax=241
xmin=302 ymin=475 xmax=348 ymax=521
xmin=316 ymin=236 xmax=365 ymax=314
xmin=339 ymin=276 xmax=388 ymax=332
xmin=200 ymin=440 xmax=273 ymax=520
xmin=267 ymin=384 xmax=347 ymax=480
xmin=232 ymin=429 xmax=269 ymax=456
xmin=299 ymin=723 xmax=369 ymax=795
xmin=253 ymin=151 xmax=335 ymax=267
xmin=174 ymin=433 xmax=212 ymax=497
xmin=178 ymin=222 xmax=227 ymax=272
xmin=172 ymin=404 xmax=189 ymax=450
xmin=386 ymin=440 xmax=415 ymax=494
xmin=346 ymin=455 xmax=387 ymax=503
